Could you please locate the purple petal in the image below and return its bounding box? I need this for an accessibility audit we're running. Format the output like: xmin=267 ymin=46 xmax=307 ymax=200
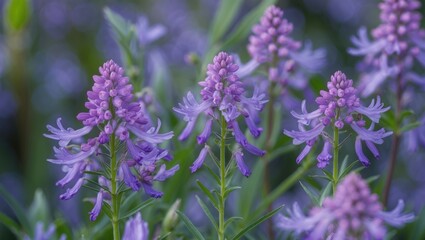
xmin=154 ymin=164 xmax=180 ymax=181
xmin=348 ymin=27 xmax=386 ymax=56
xmin=190 ymin=145 xmax=209 ymax=173
xmin=355 ymin=136 xmax=370 ymax=167
xmin=89 ymin=191 xmax=104 ymax=221
xmin=59 ymin=178 xmax=84 ymax=200
xmin=365 ymin=140 xmax=380 ymax=159
xmin=245 ymin=115 xmax=262 ymax=138
xmin=351 ymin=123 xmax=392 ymax=144
xmin=142 ymin=183 xmax=163 ymax=198
xmin=120 ymin=162 xmax=140 ymax=191
xmin=378 ymin=200 xmax=415 ymax=227
xmin=56 ymin=162 xmax=84 ymax=187
xmin=123 ymin=212 xmax=149 ymax=240
xmin=296 ymin=143 xmax=313 ymax=164
xmin=317 ymin=141 xmax=332 ymax=169
xmin=128 ymin=119 xmax=174 ymax=144
xmin=44 ymin=118 xmax=93 ymax=147
xmin=234 ymin=150 xmax=251 ymax=177
xmin=48 ymin=145 xmax=97 ymax=165
xmin=197 ymin=118 xmax=213 ymax=144
xmin=353 ymin=96 xmax=390 ymax=123
xmin=173 ymin=92 xmax=212 ymax=121
xmin=290 ymin=101 xmax=322 ymax=125
xmin=284 ymin=123 xmax=325 ymax=145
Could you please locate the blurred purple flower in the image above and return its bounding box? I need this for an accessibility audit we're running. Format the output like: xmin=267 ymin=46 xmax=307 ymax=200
xmin=277 ymin=173 xmax=414 ymax=239
xmin=122 ymin=212 xmax=149 ymax=240
xmin=284 ymin=71 xmax=392 ymax=167
xmin=247 ymin=5 xmax=326 ymax=90
xmin=45 ymin=60 xmax=178 ymax=220
xmin=174 ymin=52 xmax=267 ymax=176
xmin=348 ymin=0 xmax=425 ymax=96
xmin=24 ymin=222 xmax=66 ymax=240
xmin=136 ymin=17 xmax=166 ymax=46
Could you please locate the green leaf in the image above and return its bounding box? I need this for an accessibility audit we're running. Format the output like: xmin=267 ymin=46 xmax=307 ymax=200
xmin=4 ymin=0 xmax=31 ymax=31
xmin=176 ymin=210 xmax=205 ymax=240
xmin=119 ymin=198 xmax=155 ymax=220
xmin=225 ymin=216 xmax=243 ymax=229
xmin=104 ymin=7 xmax=132 ymax=40
xmin=222 ymin=0 xmax=277 ymax=48
xmin=238 ymin=160 xmax=264 ymax=219
xmin=322 ymin=170 xmax=333 ymax=181
xmin=0 ymin=185 xmax=31 ymax=234
xmin=210 ymin=0 xmax=243 ymax=44
xmin=224 ymin=186 xmax=241 ymax=199
xmin=339 ymin=160 xmax=359 ymax=179
xmin=299 ymin=182 xmax=319 ymax=205
xmin=0 ymin=212 xmax=21 ymax=237
xmin=28 ymin=189 xmax=50 ymax=224
xmin=400 ymin=121 xmax=421 ymax=133
xmin=338 ymin=155 xmax=349 ymax=177
xmin=380 ymin=111 xmax=397 ymax=131
xmin=231 ymin=205 xmax=283 ymax=240
xmin=196 ymin=180 xmax=218 ymax=209
xmin=318 ymin=182 xmax=332 ymax=206
xmin=195 ymin=196 xmax=218 ymax=231
xmin=366 ymin=175 xmax=380 ymax=184
xmin=158 ymin=232 xmax=171 ymax=240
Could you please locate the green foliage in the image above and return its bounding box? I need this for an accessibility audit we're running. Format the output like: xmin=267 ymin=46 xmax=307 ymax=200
xmin=176 ymin=210 xmax=206 ymax=240
xmin=210 ymin=0 xmax=243 ymax=44
xmin=4 ymin=0 xmax=31 ymax=31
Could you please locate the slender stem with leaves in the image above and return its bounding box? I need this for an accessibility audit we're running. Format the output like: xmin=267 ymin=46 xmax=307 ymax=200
xmin=109 ymin=133 xmax=121 ymax=240
xmin=218 ymin=115 xmax=228 ymax=240
xmin=332 ymin=110 xmax=340 ymax=193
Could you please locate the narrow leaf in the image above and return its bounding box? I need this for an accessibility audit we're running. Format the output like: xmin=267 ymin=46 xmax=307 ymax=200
xmin=299 ymin=182 xmax=319 ymax=205
xmin=197 ymin=180 xmax=218 ymax=209
xmin=195 ymin=196 xmax=218 ymax=231
xmin=0 ymin=212 xmax=21 ymax=237
xmin=224 ymin=186 xmax=241 ymax=199
xmin=231 ymin=205 xmax=283 ymax=240
xmin=0 ymin=185 xmax=31 ymax=233
xmin=319 ymin=182 xmax=332 ymax=206
xmin=176 ymin=210 xmax=205 ymax=240
xmin=210 ymin=0 xmax=243 ymax=44
xmin=225 ymin=216 xmax=243 ymax=228
xmin=119 ymin=198 xmax=155 ymax=220
xmin=400 ymin=121 xmax=421 ymax=133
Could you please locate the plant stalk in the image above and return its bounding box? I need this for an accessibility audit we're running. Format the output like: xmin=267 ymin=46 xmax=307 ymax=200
xmin=110 ymin=133 xmax=120 ymax=240
xmin=218 ymin=116 xmax=227 ymax=240
xmin=332 ymin=110 xmax=340 ymax=194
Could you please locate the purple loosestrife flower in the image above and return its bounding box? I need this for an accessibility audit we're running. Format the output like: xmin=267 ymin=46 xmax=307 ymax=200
xmin=24 ymin=222 xmax=66 ymax=240
xmin=122 ymin=213 xmax=149 ymax=240
xmin=174 ymin=52 xmax=267 ymax=176
xmin=248 ymin=5 xmax=326 ymax=90
xmin=277 ymin=173 xmax=414 ymax=240
xmin=349 ymin=0 xmax=425 ymax=96
xmin=284 ymin=71 xmax=392 ymax=167
xmin=45 ymin=60 xmax=178 ymax=220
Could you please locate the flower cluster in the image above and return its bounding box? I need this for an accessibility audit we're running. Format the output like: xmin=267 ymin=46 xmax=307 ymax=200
xmin=173 ymin=52 xmax=267 ymax=176
xmin=123 ymin=213 xmax=149 ymax=240
xmin=284 ymin=71 xmax=392 ymax=168
xmin=248 ymin=5 xmax=325 ymax=89
xmin=45 ymin=60 xmax=178 ymax=221
xmin=277 ymin=173 xmax=414 ymax=239
xmin=349 ymin=0 xmax=425 ymax=96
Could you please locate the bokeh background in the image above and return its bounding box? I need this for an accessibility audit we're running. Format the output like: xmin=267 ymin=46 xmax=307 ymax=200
xmin=0 ymin=0 xmax=424 ymax=239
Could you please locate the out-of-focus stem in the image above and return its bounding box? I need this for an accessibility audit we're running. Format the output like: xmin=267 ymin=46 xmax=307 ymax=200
xmin=383 ymin=71 xmax=403 ymax=207
xmin=218 ymin=115 xmax=227 ymax=240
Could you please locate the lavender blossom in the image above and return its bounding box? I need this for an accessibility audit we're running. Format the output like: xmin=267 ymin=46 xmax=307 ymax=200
xmin=277 ymin=173 xmax=414 ymax=239
xmin=348 ymin=0 xmax=425 ymax=96
xmin=248 ymin=5 xmax=326 ymax=90
xmin=122 ymin=213 xmax=149 ymax=240
xmin=24 ymin=222 xmax=66 ymax=240
xmin=173 ymin=52 xmax=267 ymax=176
xmin=284 ymin=71 xmax=392 ymax=167
xmin=45 ymin=60 xmax=178 ymax=221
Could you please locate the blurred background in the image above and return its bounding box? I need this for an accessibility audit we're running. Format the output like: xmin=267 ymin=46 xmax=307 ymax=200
xmin=0 ymin=0 xmax=424 ymax=239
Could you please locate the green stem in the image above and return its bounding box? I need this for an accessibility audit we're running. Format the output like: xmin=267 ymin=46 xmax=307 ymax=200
xmin=332 ymin=113 xmax=340 ymax=194
xmin=110 ymin=133 xmax=120 ymax=240
xmin=218 ymin=116 xmax=227 ymax=240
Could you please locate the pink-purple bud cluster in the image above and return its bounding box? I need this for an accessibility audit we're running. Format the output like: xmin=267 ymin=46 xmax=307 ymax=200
xmin=45 ymin=60 xmax=178 ymax=221
xmin=248 ymin=6 xmax=301 ymax=63
xmin=174 ymin=52 xmax=267 ymax=177
xmin=284 ymin=71 xmax=392 ymax=168
xmin=277 ymin=173 xmax=414 ymax=239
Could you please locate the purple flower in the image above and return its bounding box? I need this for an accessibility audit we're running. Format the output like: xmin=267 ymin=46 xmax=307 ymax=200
xmin=284 ymin=71 xmax=392 ymax=167
xmin=122 ymin=213 xmax=149 ymax=240
xmin=348 ymin=0 xmax=425 ymax=96
xmin=277 ymin=173 xmax=414 ymax=239
xmin=45 ymin=60 xmax=178 ymax=220
xmin=24 ymin=222 xmax=66 ymax=240
xmin=247 ymin=5 xmax=326 ymax=90
xmin=174 ymin=52 xmax=267 ymax=176
xmin=136 ymin=16 xmax=166 ymax=46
